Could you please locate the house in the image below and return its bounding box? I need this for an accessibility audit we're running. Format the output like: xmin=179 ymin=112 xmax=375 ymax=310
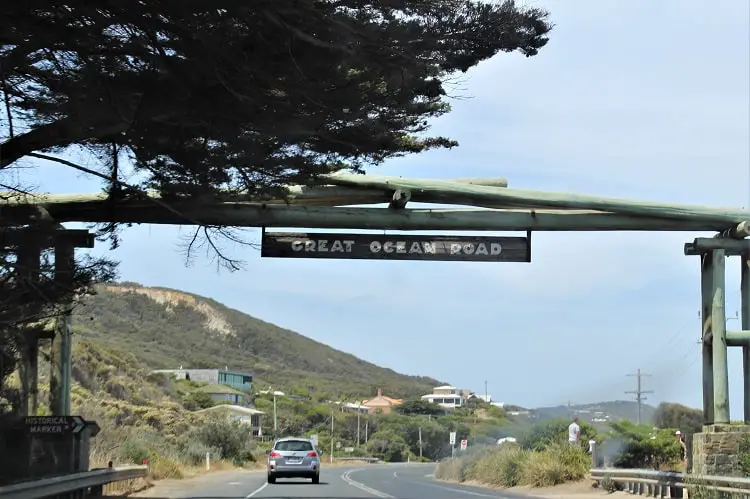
xmin=421 ymin=385 xmax=465 ymax=409
xmin=361 ymin=388 xmax=402 ymax=414
xmin=471 ymin=394 xmax=493 ymax=403
xmin=467 ymin=394 xmax=505 ymax=409
xmin=152 ymin=368 xmax=253 ymax=392
xmin=339 ymin=402 xmax=368 ymax=414
xmin=194 ymin=405 xmax=265 ymax=437
xmin=198 ymin=384 xmax=251 ymax=407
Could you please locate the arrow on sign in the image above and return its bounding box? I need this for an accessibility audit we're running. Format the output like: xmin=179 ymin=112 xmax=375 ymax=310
xmin=70 ymin=415 xmax=85 ymax=433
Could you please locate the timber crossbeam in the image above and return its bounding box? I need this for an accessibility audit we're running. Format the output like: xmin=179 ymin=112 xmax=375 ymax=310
xmin=1 ymin=172 xmax=749 ymax=232
xmin=0 ymin=228 xmax=95 ymax=249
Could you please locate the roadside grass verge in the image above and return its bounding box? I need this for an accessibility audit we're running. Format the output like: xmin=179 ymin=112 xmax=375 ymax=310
xmin=435 ymin=443 xmax=590 ymax=488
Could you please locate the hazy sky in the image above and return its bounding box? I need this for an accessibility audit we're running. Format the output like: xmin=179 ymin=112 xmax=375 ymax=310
xmin=8 ymin=1 xmax=750 ymax=412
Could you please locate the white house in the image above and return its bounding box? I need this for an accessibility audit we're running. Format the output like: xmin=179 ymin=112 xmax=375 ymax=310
xmin=194 ymin=404 xmax=265 ymax=437
xmin=421 ymin=385 xmax=464 ymax=409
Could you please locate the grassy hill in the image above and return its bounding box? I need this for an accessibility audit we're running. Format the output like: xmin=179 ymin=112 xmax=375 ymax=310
xmin=72 ymin=282 xmax=442 ymax=399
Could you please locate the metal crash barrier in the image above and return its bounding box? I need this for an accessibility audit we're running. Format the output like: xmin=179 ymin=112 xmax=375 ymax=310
xmin=591 ymin=467 xmax=750 ymax=498
xmin=0 ymin=465 xmax=148 ymax=499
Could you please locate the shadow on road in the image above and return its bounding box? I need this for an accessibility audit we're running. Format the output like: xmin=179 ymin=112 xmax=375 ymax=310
xmin=270 ymin=480 xmax=330 ymax=485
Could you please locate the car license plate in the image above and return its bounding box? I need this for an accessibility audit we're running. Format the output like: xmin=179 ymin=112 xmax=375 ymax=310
xmin=287 ymin=458 xmax=302 ymax=464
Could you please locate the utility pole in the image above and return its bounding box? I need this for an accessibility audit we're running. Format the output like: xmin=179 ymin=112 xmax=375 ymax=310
xmin=330 ymin=407 xmax=334 ymax=463
xmin=418 ymin=427 xmax=423 ymax=458
xmin=357 ymin=405 xmax=361 ymax=447
xmin=365 ymin=421 xmax=368 ymax=443
xmin=626 ymin=369 xmax=653 ymax=425
xmin=484 ymin=380 xmax=488 ymax=402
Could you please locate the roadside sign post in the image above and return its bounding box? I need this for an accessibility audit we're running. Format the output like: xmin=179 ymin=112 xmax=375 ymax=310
xmin=460 ymin=439 xmax=468 ymax=451
xmin=21 ymin=416 xmax=96 ymax=478
xmin=449 ymin=431 xmax=457 ymax=458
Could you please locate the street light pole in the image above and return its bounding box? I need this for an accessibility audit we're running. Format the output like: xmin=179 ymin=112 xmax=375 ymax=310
xmin=273 ymin=391 xmax=278 ymax=438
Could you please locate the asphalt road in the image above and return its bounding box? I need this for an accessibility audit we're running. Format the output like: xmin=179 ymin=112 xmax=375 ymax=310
xmin=131 ymin=463 xmax=517 ymax=499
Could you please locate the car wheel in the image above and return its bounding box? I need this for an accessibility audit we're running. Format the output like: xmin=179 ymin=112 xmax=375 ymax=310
xmin=267 ymin=474 xmax=276 ymax=484
xmin=312 ymin=473 xmax=320 ymax=484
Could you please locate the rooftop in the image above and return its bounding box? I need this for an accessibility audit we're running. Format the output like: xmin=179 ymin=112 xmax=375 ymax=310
xmin=194 ymin=404 xmax=265 ymax=416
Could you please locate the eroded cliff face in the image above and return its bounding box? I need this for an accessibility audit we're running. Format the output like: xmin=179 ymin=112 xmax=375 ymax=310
xmin=105 ymin=285 xmax=235 ymax=337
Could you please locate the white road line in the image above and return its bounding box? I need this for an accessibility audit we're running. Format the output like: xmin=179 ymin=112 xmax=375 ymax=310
xmin=244 ymin=482 xmax=268 ymax=498
xmin=341 ymin=469 xmax=395 ymax=498
xmin=393 ymin=471 xmax=399 ymax=478
xmin=408 ymin=479 xmax=500 ymax=498
xmin=228 ymin=482 xmax=241 ymax=485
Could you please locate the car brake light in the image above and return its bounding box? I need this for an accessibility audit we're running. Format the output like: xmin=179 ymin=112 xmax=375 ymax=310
xmin=269 ymin=451 xmax=281 ymax=458
xmin=307 ymin=451 xmax=318 ymax=457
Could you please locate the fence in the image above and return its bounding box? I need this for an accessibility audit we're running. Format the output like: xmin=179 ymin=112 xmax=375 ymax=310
xmin=590 ymin=468 xmax=750 ymax=498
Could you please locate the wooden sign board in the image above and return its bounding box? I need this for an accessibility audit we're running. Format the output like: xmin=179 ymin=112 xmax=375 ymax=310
xmin=261 ymin=232 xmax=531 ymax=262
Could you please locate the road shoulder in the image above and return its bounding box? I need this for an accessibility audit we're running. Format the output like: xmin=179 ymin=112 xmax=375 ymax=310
xmin=438 ymin=478 xmax=631 ymax=499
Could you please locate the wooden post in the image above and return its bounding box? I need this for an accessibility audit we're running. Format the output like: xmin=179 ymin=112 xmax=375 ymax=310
xmin=16 ymin=242 xmax=41 ymax=416
xmin=711 ymin=249 xmax=730 ymax=423
xmin=50 ymin=242 xmax=74 ymax=415
xmin=742 ymin=254 xmax=750 ymax=423
xmin=701 ymin=252 xmax=715 ymax=424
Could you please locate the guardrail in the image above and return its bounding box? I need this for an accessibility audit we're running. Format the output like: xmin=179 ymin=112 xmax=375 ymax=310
xmin=335 ymin=457 xmax=381 ymax=463
xmin=590 ymin=468 xmax=750 ymax=497
xmin=0 ymin=465 xmax=148 ymax=499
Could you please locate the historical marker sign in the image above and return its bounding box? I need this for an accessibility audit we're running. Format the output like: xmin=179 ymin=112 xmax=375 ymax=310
xmin=25 ymin=416 xmax=86 ymax=434
xmin=261 ymin=232 xmax=531 ymax=262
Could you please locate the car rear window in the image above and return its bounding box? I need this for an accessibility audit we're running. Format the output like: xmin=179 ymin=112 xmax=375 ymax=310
xmin=274 ymin=440 xmax=313 ymax=451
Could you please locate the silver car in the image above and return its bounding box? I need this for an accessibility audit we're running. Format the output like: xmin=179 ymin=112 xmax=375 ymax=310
xmin=266 ymin=437 xmax=323 ymax=484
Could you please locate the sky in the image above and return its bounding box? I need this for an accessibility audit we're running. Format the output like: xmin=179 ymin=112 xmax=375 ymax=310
xmin=6 ymin=0 xmax=750 ymax=412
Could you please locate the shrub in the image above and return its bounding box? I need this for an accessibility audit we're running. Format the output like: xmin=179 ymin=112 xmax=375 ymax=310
xmin=435 ymin=456 xmax=473 ymax=482
xmin=521 ymin=444 xmax=589 ymax=487
xmin=148 ymin=454 xmax=184 ymax=480
xmin=119 ymin=438 xmax=151 ymax=465
xmin=468 ymin=444 xmax=529 ymax=487
xmin=177 ymin=438 xmax=223 ymax=466
xmin=189 ymin=417 xmax=256 ymax=465
xmin=436 ymin=442 xmax=591 ymax=489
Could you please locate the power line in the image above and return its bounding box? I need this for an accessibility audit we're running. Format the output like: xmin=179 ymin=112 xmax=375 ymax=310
xmin=625 ymin=369 xmax=654 ymax=425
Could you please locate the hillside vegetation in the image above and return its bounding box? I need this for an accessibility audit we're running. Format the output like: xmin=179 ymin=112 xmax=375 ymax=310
xmin=73 ymin=282 xmax=442 ymax=398
xmin=532 ymin=401 xmax=656 ymax=426
xmin=436 ymin=418 xmax=685 ymax=490
xmin=27 ymin=282 xmax=476 ymax=480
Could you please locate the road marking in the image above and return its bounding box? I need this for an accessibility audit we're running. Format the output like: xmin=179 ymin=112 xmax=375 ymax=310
xmin=425 ymin=473 xmax=434 ymax=478
xmin=410 ymin=480 xmax=500 ymax=497
xmin=393 ymin=471 xmax=398 ymax=478
xmin=228 ymin=482 xmax=241 ymax=485
xmin=341 ymin=469 xmax=395 ymax=498
xmin=244 ymin=482 xmax=268 ymax=498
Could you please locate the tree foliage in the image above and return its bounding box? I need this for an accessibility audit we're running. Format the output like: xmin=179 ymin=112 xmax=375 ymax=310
xmin=653 ymin=402 xmax=702 ymax=437
xmin=0 ymin=247 xmax=117 ymax=417
xmin=397 ymin=398 xmax=443 ymax=416
xmin=603 ymin=421 xmax=681 ymax=470
xmin=1 ymin=1 xmax=551 ymax=197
